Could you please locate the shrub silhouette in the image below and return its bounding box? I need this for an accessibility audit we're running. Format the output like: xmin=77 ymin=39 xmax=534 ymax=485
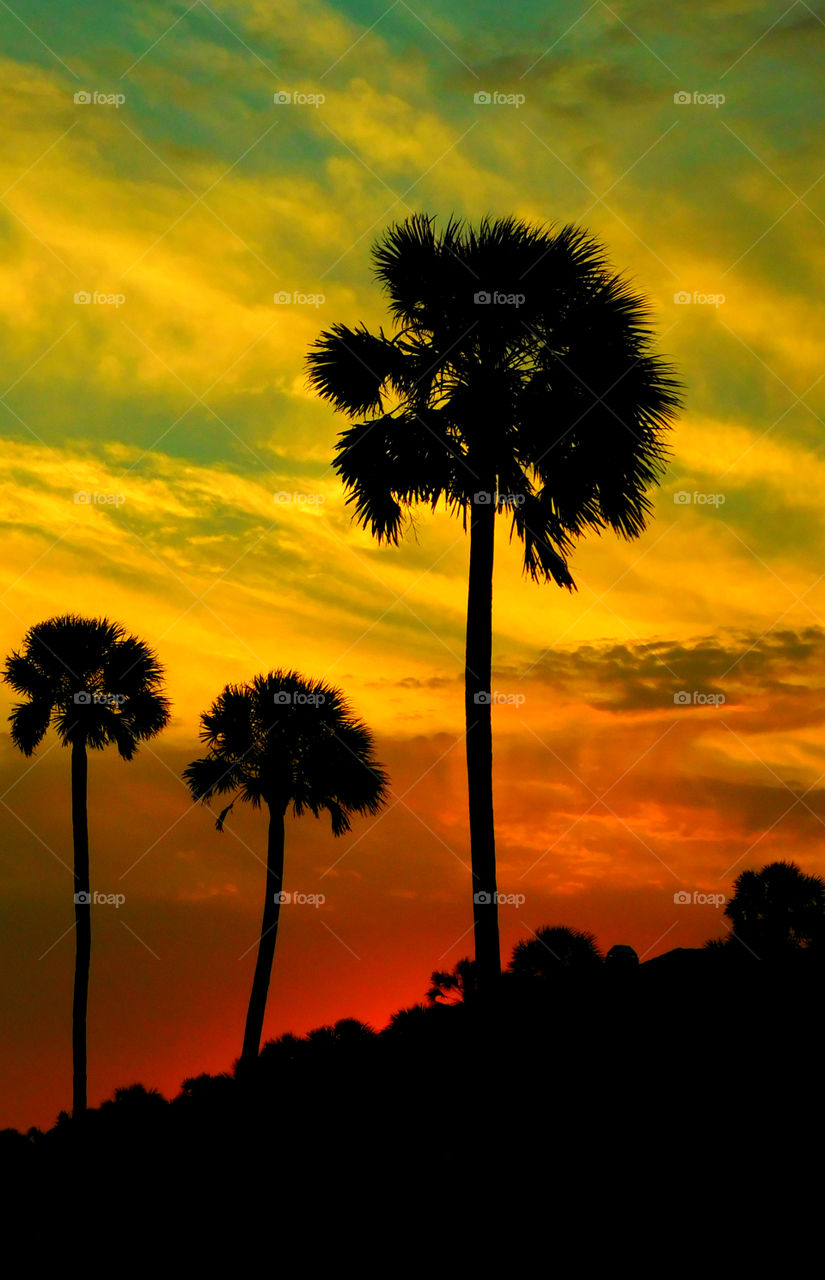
xmin=509 ymin=925 xmax=604 ymax=979
xmin=605 ymin=944 xmax=640 ymax=970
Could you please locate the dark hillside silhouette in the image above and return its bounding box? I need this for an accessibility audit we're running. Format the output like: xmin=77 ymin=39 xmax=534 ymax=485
xmin=5 ymin=909 xmax=825 ymax=1206
xmin=308 ymin=214 xmax=682 ymax=989
xmin=4 ymin=861 xmax=825 ymax=1244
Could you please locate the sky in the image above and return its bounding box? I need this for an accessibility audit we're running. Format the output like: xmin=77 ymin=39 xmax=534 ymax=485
xmin=2 ymin=0 xmax=825 ymax=1129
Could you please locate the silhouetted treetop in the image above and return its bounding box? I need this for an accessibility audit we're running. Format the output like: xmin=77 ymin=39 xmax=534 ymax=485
xmin=308 ymin=213 xmax=681 ymax=573
xmin=719 ymin=860 xmax=825 ymax=958
xmin=183 ymin=669 xmax=388 ymax=831
xmin=509 ymin=925 xmax=603 ymax=979
xmin=605 ymin=944 xmax=640 ymax=969
xmin=3 ymin=614 xmax=170 ymax=757
xmin=427 ymin=957 xmax=478 ymax=1005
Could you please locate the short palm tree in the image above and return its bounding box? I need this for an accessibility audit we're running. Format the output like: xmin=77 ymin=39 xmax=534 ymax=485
xmin=183 ymin=670 xmax=388 ymax=1068
xmin=427 ymin=956 xmax=478 ymax=1005
xmin=3 ymin=615 xmax=170 ymax=1116
xmin=308 ymin=214 xmax=681 ymax=988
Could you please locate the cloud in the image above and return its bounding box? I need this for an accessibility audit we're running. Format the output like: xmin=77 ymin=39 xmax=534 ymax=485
xmin=504 ymin=625 xmax=825 ymax=717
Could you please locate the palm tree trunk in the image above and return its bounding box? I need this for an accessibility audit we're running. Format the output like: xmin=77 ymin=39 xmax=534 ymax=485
xmin=71 ymin=740 xmax=90 ymax=1117
xmin=241 ymin=802 xmax=286 ymax=1067
xmin=465 ymin=491 xmax=501 ymax=989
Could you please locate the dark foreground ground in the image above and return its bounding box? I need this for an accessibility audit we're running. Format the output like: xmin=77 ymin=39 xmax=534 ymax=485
xmin=3 ymin=948 xmax=822 ymax=1221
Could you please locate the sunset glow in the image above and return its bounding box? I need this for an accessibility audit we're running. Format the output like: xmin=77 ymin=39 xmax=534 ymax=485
xmin=3 ymin=0 xmax=825 ymax=1130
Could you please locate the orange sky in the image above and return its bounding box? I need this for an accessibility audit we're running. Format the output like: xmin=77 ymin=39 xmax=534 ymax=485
xmin=3 ymin=0 xmax=825 ymax=1130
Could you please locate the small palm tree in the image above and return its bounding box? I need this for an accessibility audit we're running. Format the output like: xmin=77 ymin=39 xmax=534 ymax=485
xmin=3 ymin=615 xmax=170 ymax=1116
xmin=183 ymin=670 xmax=388 ymax=1068
xmin=509 ymin=925 xmax=603 ymax=979
xmin=308 ymin=214 xmax=681 ymax=989
xmin=427 ymin=956 xmax=478 ymax=1005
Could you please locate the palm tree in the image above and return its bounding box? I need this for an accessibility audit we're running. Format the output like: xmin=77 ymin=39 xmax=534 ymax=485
xmin=3 ymin=615 xmax=170 ymax=1116
xmin=721 ymin=860 xmax=825 ymax=958
xmin=308 ymin=214 xmax=681 ymax=988
xmin=509 ymin=925 xmax=603 ymax=979
xmin=427 ymin=956 xmax=478 ymax=1005
xmin=183 ymin=670 xmax=388 ymax=1068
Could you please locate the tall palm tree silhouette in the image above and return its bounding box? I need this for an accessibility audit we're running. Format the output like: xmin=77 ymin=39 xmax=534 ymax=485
xmin=308 ymin=214 xmax=681 ymax=987
xmin=2 ymin=615 xmax=170 ymax=1115
xmin=183 ymin=670 xmax=388 ymax=1068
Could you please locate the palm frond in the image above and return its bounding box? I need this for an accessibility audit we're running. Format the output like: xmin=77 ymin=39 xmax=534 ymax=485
xmin=510 ymin=489 xmax=577 ymax=589
xmin=371 ymin=213 xmax=452 ymax=325
xmin=215 ymin=800 xmax=235 ymax=832
xmin=7 ymin=698 xmax=52 ymax=756
xmin=182 ymin=753 xmax=244 ymax=805
xmin=306 ymin=324 xmax=406 ymax=415
xmin=334 ymin=407 xmax=461 ymax=544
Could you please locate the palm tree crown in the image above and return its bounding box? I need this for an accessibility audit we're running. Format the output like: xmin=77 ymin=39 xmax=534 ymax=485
xmin=307 ymin=213 xmax=681 ymax=586
xmin=3 ymin=614 xmax=170 ymax=756
xmin=183 ymin=669 xmax=388 ymax=828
